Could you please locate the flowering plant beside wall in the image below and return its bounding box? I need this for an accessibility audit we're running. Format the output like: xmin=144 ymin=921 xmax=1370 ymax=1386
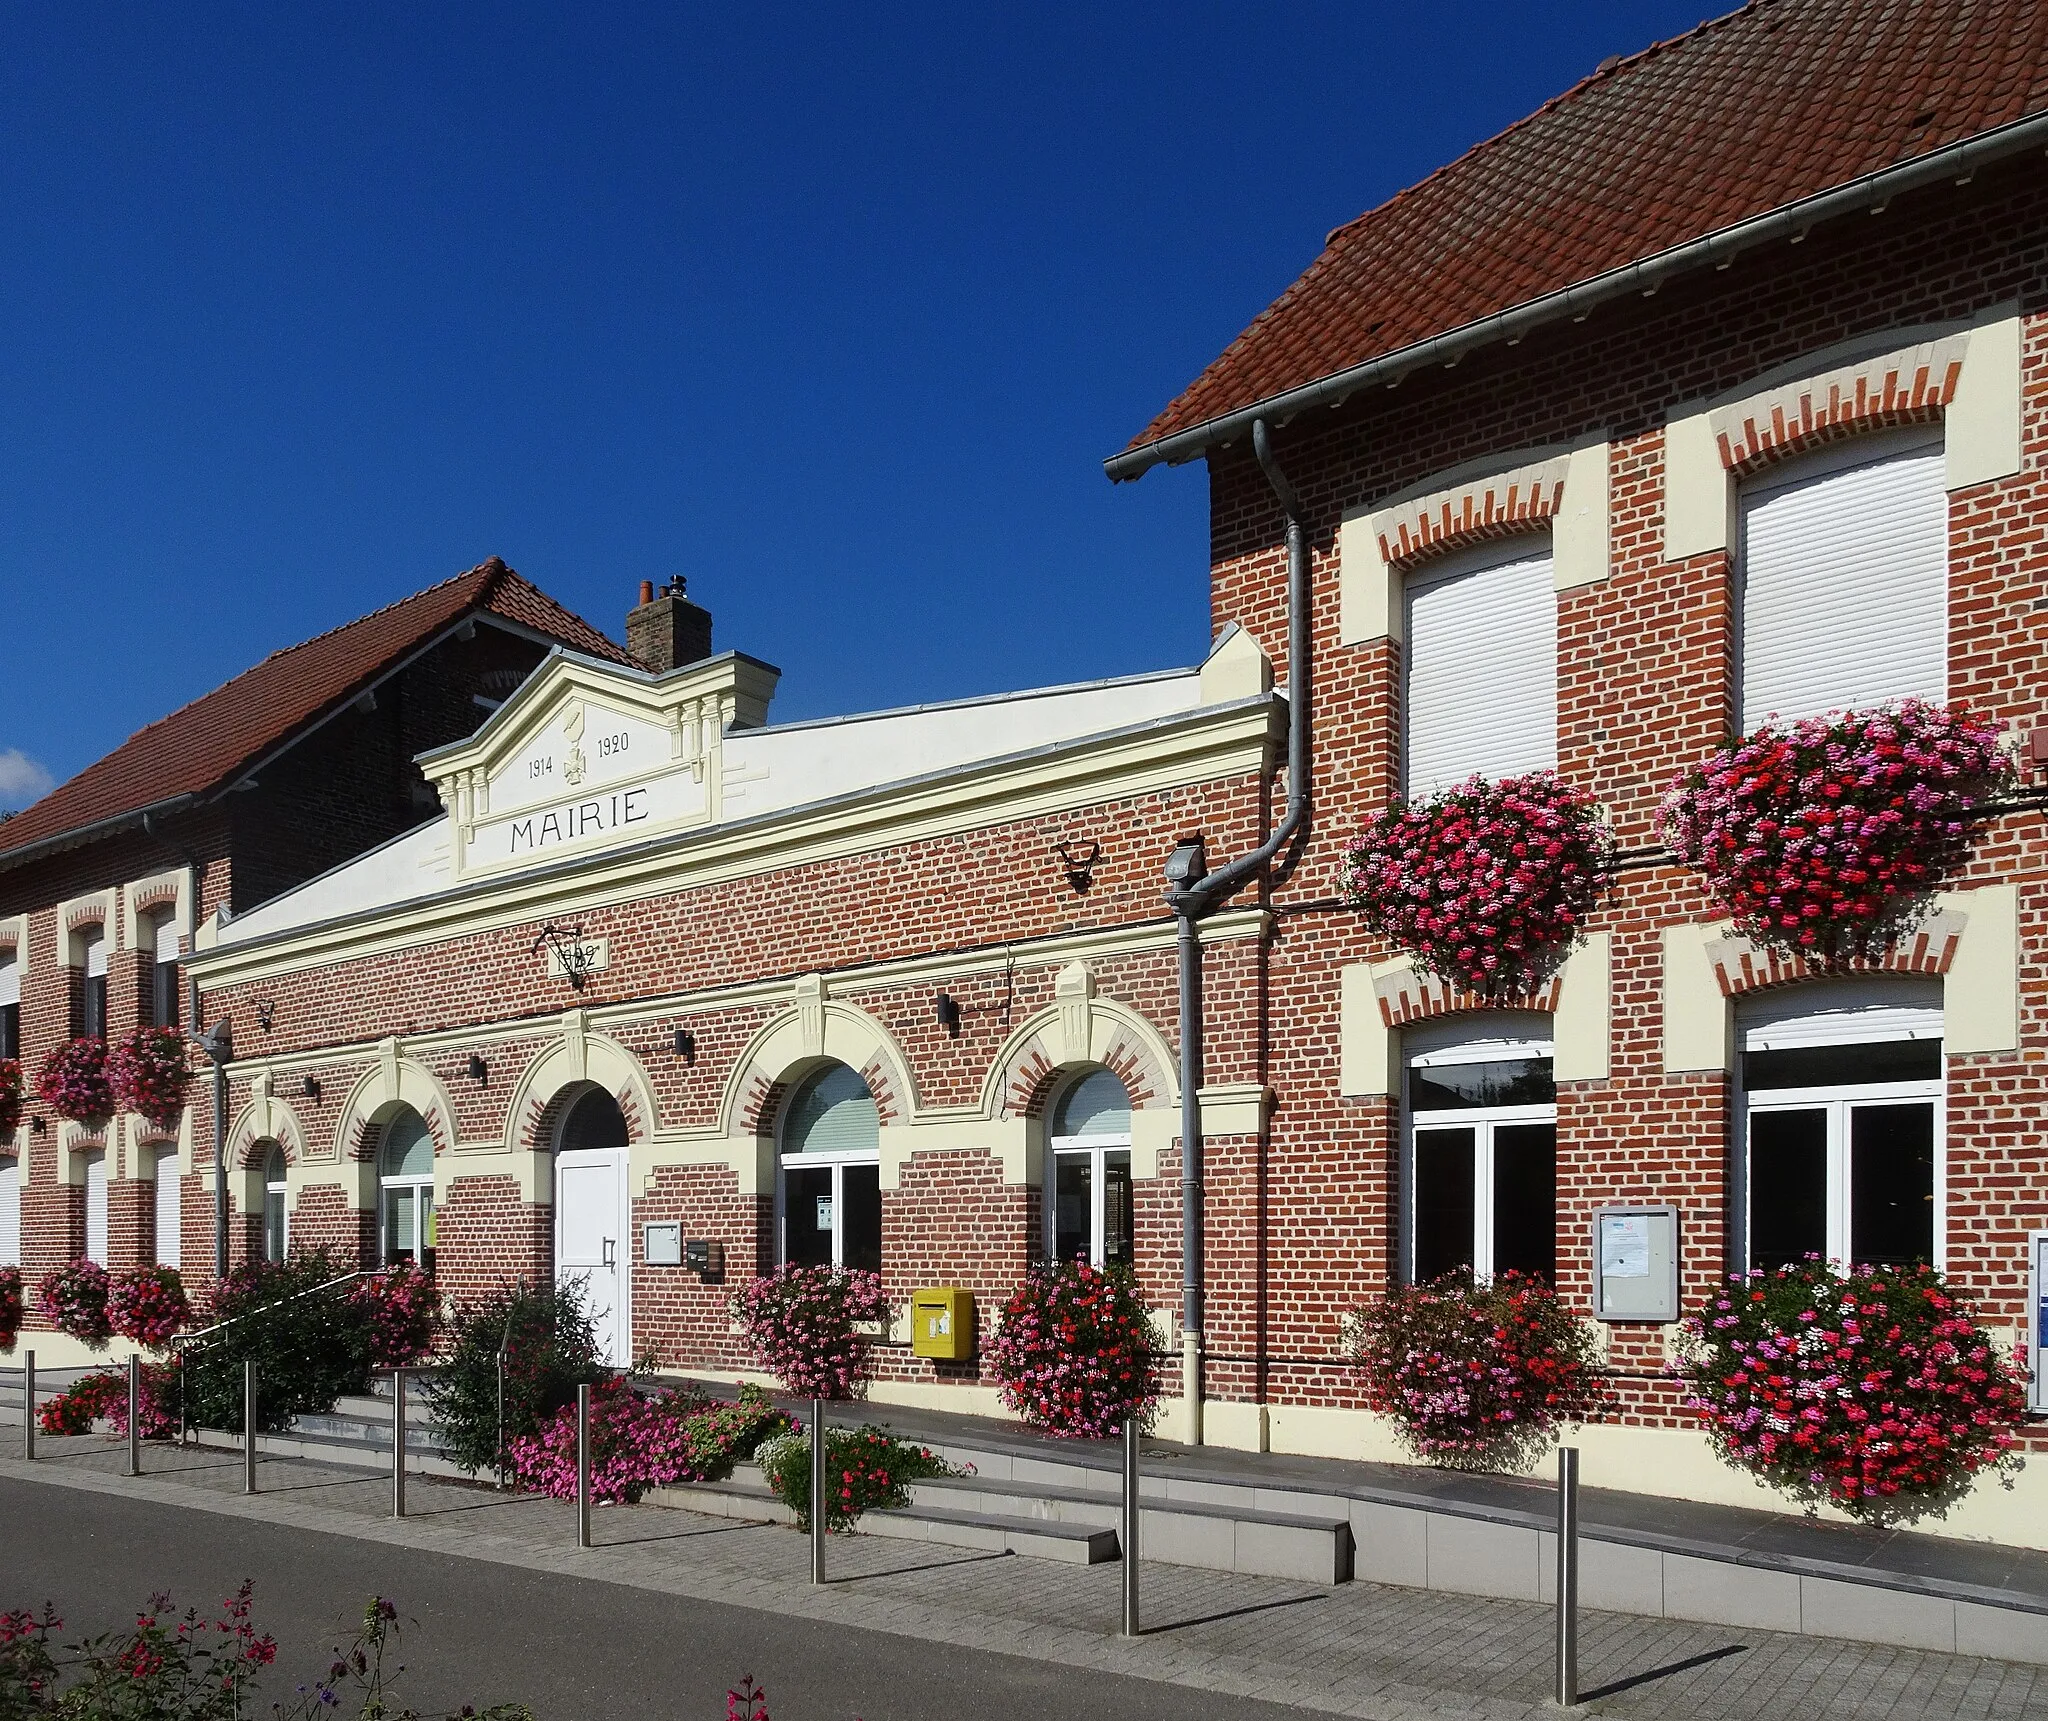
xmin=1345 ymin=1271 xmax=1602 ymax=1470
xmin=107 ymin=1266 xmax=191 ymax=1349
xmin=1659 ymin=701 xmax=2011 ymax=965
xmin=107 ymin=1027 xmax=190 ymax=1126
xmin=0 ymin=1058 xmax=22 ymax=1136
xmin=347 ymin=1263 xmax=442 ymax=1368
xmin=1339 ymin=772 xmax=1615 ymax=997
xmin=504 ymin=1380 xmax=792 ymax=1505
xmin=729 ymin=1265 xmax=889 ymax=1400
xmin=35 ymin=1037 xmax=111 ymax=1124
xmin=987 ymin=1259 xmax=1161 ymax=1439
xmin=38 ymin=1362 xmax=180 ymax=1440
xmin=430 ymin=1279 xmax=604 ymax=1475
xmin=0 ymin=1266 xmax=22 ymax=1352
xmin=36 ymin=1259 xmax=113 ymax=1346
xmin=1679 ymin=1259 xmax=2026 ymax=1522
xmin=755 ymin=1421 xmax=964 ymax=1531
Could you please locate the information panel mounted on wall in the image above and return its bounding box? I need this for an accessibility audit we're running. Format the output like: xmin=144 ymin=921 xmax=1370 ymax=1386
xmin=1592 ymin=1204 xmax=1680 ymax=1323
xmin=2029 ymin=1232 xmax=2048 ymax=1415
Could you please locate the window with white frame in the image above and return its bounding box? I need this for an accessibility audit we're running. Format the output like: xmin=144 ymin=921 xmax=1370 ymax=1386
xmin=378 ymin=1110 xmax=436 ymax=1271
xmin=778 ymin=1063 xmax=881 ymax=1273
xmin=1738 ymin=431 xmax=1948 ymax=727
xmin=154 ymin=1146 xmax=181 ymax=1269
xmin=0 ymin=943 xmax=18 ymax=1062
xmin=85 ymin=1149 xmax=108 ymax=1266
xmin=1403 ymin=539 xmax=1557 ymax=798
xmin=1404 ymin=1015 xmax=1557 ymax=1284
xmin=145 ymin=908 xmax=181 ymax=1029
xmin=1738 ymin=979 xmax=1942 ymax=1273
xmin=77 ymin=924 xmax=108 ymax=1040
xmin=1046 ymin=1068 xmax=1134 ymax=1268
xmin=261 ymin=1143 xmax=288 ymax=1263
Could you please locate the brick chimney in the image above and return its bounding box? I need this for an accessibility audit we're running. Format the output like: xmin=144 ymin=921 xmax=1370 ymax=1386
xmin=626 ymin=576 xmax=713 ymax=673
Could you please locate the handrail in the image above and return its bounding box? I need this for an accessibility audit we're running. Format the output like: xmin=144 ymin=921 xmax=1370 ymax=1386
xmin=171 ymin=1267 xmax=389 ymax=1352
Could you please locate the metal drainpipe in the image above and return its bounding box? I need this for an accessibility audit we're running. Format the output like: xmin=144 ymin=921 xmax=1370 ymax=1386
xmin=1166 ymin=416 xmax=1312 ymax=1447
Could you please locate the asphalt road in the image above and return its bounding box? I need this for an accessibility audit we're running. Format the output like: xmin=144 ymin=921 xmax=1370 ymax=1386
xmin=1 ymin=1478 xmax=1315 ymax=1721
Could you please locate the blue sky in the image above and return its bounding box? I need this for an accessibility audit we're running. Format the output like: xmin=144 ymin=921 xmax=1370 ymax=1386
xmin=0 ymin=2 xmax=1709 ymax=809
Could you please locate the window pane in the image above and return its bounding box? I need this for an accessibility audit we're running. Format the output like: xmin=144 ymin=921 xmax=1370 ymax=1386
xmin=1750 ymin=1109 xmax=1826 ymax=1271
xmin=1851 ymin=1103 xmax=1934 ymax=1267
xmin=380 ymin=1111 xmax=434 ymax=1179
xmin=264 ymin=1190 xmax=285 ymax=1263
xmin=1413 ymin=1127 xmax=1476 ymax=1282
xmin=841 ymin=1163 xmax=882 ymax=1275
xmin=1491 ymin=1123 xmax=1557 ymax=1282
xmin=1050 ymin=1069 xmax=1132 ymax=1138
xmin=785 ymin=1064 xmax=880 ymax=1154
xmin=1744 ymin=1040 xmax=1940 ymax=1090
xmin=1103 ymin=1150 xmax=1133 ymax=1268
xmin=1053 ymin=1151 xmax=1092 ymax=1263
xmin=784 ymin=1164 xmax=833 ymax=1268
xmin=387 ymin=1186 xmax=415 ymax=1259
xmin=1408 ymin=1058 xmax=1555 ymax=1111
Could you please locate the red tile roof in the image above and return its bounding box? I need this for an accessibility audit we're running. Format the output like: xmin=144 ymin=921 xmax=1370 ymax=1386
xmin=1122 ymin=0 xmax=2048 ymax=464
xmin=0 ymin=558 xmax=629 ymax=863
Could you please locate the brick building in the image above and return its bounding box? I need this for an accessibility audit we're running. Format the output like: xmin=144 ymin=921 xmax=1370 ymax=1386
xmin=20 ymin=0 xmax=2048 ymax=1547
xmin=0 ymin=559 xmax=626 ymax=1299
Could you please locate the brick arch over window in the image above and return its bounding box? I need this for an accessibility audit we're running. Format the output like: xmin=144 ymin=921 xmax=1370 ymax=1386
xmin=1712 ymin=334 xmax=1966 ymax=477
xmin=1373 ymin=965 xmax=1564 ymax=1028
xmin=722 ymin=1000 xmax=914 ymax=1140
xmin=1705 ymin=912 xmax=1967 ymax=1000
xmin=1373 ymin=454 xmax=1570 ymax=570
xmin=984 ymin=998 xmax=1177 ymax=1123
xmin=503 ymin=1031 xmax=656 ymax=1158
xmin=225 ymin=1089 xmax=308 ymax=1170
xmin=332 ymin=1058 xmax=456 ymax=1167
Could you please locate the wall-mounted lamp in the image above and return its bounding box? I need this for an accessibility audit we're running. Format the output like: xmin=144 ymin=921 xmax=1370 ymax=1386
xmin=1054 ymin=839 xmax=1102 ymax=895
xmin=254 ymin=997 xmax=277 ymax=1033
xmin=934 ymin=992 xmax=963 ymax=1038
xmin=301 ymin=1075 xmax=322 ymax=1103
xmin=672 ymin=1028 xmax=696 ymax=1065
xmin=30 ymin=1115 xmax=46 ymax=1134
xmin=466 ymin=1054 xmax=488 ymax=1086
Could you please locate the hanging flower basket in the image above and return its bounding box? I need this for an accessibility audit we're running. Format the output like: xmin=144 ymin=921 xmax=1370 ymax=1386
xmin=1678 ymin=1259 xmax=2026 ymax=1522
xmin=36 ymin=1036 xmax=113 ymax=1124
xmin=37 ymin=1258 xmax=113 ymax=1346
xmin=0 ymin=1057 xmax=22 ymax=1136
xmin=728 ymin=1265 xmax=890 ymax=1400
xmin=108 ymin=1027 xmax=191 ymax=1126
xmin=108 ymin=1265 xmax=192 ymax=1350
xmin=987 ymin=1259 xmax=1162 ymax=1439
xmin=0 ymin=1266 xmax=23 ymax=1353
xmin=1338 ymin=772 xmax=1615 ymax=997
xmin=1659 ymin=701 xmax=2012 ymax=966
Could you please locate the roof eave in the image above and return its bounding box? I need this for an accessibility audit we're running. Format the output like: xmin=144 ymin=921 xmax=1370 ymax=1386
xmin=1105 ymin=109 xmax=2048 ymax=484
xmin=0 ymin=793 xmax=202 ymax=876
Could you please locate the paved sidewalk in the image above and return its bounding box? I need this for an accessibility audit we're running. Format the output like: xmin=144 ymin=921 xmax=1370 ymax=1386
xmin=5 ymin=1436 xmax=2047 ymax=1720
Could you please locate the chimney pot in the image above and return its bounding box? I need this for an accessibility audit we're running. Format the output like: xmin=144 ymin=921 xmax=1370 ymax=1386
xmin=627 ymin=577 xmax=713 ymax=673
xmin=639 ymin=579 xmax=654 ymax=606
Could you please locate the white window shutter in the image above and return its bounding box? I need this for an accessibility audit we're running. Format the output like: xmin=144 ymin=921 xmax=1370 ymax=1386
xmin=1404 ymin=543 xmax=1557 ymax=798
xmin=0 ymin=1156 xmax=18 ymax=1269
xmin=1739 ymin=439 xmax=1948 ymax=725
xmin=85 ymin=1152 xmax=108 ymax=1266
xmin=154 ymin=914 xmax=182 ymax=965
xmin=83 ymin=927 xmax=107 ymax=979
xmin=155 ymin=1148 xmax=181 ymax=1269
xmin=0 ymin=949 xmax=16 ymax=1009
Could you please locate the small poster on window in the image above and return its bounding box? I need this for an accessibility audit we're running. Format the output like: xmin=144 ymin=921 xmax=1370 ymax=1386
xmin=1600 ymin=1214 xmax=1650 ymax=1279
xmin=815 ymin=1195 xmax=834 ymax=1231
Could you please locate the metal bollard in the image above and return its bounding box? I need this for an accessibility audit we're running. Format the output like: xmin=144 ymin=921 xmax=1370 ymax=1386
xmin=243 ymin=1361 xmax=257 ymax=1495
xmin=575 ymin=1384 xmax=592 ymax=1548
xmin=127 ymin=1354 xmax=142 ymax=1477
xmin=1121 ymin=1417 xmax=1141 ymax=1636
xmin=809 ymin=1396 xmax=825 ymax=1586
xmin=391 ymin=1369 xmax=406 ymax=1519
xmin=22 ymin=1351 xmax=34 ymax=1460
xmin=1555 ymin=1445 xmax=1580 ymax=1708
xmin=177 ymin=1351 xmax=187 ymax=1447
xmin=495 ymin=1353 xmax=506 ymax=1491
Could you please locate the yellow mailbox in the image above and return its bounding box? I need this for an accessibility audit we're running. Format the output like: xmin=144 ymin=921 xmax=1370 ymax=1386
xmin=911 ymin=1286 xmax=974 ymax=1361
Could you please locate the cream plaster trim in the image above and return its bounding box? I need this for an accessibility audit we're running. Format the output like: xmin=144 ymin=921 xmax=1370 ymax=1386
xmin=224 ymin=1083 xmax=311 ymax=1175
xmin=190 ymin=700 xmax=1278 ymax=990
xmin=497 ymin=1028 xmax=658 ymax=1198
xmin=1662 ymin=411 xmax=1730 ymax=561
xmin=1336 ymin=510 xmax=1396 ymax=647
xmin=1661 ymin=921 xmax=1734 ymax=1074
xmin=1198 ymin=624 xmax=1272 ymax=705
xmin=56 ymin=890 xmax=117 ymax=957
xmin=1127 ymin=1106 xmax=1175 ymax=1182
xmin=56 ymin=1121 xmax=110 ymax=1186
xmin=1552 ymin=442 xmax=1612 ymax=590
xmin=329 ymin=1054 xmax=458 ymax=1188
xmin=121 ymin=1110 xmax=193 ymax=1182
xmin=0 ymin=914 xmax=27 ymax=972
xmin=1197 ymin=1082 xmax=1269 ymax=1137
xmin=1939 ymin=884 xmax=2019 ymax=1055
xmin=717 ymin=994 xmax=921 ymax=1144
xmin=877 ymin=1118 xmax=1031 ymax=1191
xmin=1553 ymin=932 xmax=1611 ymax=1083
xmin=1945 ymin=310 xmax=2023 ymax=488
xmin=121 ymin=869 xmax=193 ymax=953
xmin=635 ymin=1132 xmax=775 ymax=1200
xmin=1337 ymin=961 xmax=1396 ymax=1099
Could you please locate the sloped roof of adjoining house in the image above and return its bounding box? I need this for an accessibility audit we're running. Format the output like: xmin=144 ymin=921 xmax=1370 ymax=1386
xmin=1116 ymin=0 xmax=2048 ymax=474
xmin=0 ymin=558 xmax=630 ymax=867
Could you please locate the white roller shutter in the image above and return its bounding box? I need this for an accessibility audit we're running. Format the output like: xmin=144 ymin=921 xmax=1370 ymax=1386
xmin=154 ymin=914 xmax=181 ymax=964
xmin=155 ymin=1147 xmax=181 ymax=1269
xmin=0 ymin=948 xmax=17 ymax=1008
xmin=1404 ymin=542 xmax=1556 ymax=798
xmin=1739 ymin=435 xmax=1948 ymax=726
xmin=85 ymin=1151 xmax=108 ymax=1266
xmin=0 ymin=1156 xmax=18 ymax=1269
xmin=83 ymin=927 xmax=106 ymax=978
xmin=1739 ymin=977 xmax=1942 ymax=1051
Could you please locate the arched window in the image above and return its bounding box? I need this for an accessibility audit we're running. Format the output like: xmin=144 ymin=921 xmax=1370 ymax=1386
xmin=1403 ymin=1013 xmax=1556 ymax=1285
xmin=261 ymin=1144 xmax=288 ymax=1263
xmin=1047 ymin=1067 xmax=1133 ymax=1268
xmin=559 ymin=1087 xmax=629 ymax=1153
xmin=778 ymin=1063 xmax=881 ymax=1273
xmin=378 ymin=1109 xmax=436 ymax=1272
xmin=1737 ymin=978 xmax=1942 ymax=1273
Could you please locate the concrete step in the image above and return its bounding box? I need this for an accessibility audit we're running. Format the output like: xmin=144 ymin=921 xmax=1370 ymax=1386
xmin=186 ymin=1424 xmax=472 ymax=1480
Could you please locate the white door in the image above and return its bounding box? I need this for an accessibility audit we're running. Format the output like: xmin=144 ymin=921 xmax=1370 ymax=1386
xmin=0 ymin=1155 xmax=19 ymax=1268
xmin=85 ymin=1151 xmax=108 ymax=1265
xmin=556 ymin=1148 xmax=629 ymax=1368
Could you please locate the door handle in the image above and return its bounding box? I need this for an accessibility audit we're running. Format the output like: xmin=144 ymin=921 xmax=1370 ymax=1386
xmin=602 ymin=1238 xmax=616 ymax=1269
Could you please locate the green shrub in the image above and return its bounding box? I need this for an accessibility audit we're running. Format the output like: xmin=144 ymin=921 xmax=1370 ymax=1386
xmin=755 ymin=1422 xmax=963 ymax=1531
xmin=428 ymin=1279 xmax=605 ymax=1475
xmin=179 ymin=1250 xmax=379 ymax=1433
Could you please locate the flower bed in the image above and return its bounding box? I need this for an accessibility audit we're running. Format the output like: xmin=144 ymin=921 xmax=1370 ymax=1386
xmin=1346 ymin=1271 xmax=1602 ymax=1469
xmin=1679 ymin=1259 xmax=2025 ymax=1521
xmin=107 ymin=1266 xmax=191 ymax=1349
xmin=0 ymin=1059 xmax=21 ymax=1137
xmin=38 ymin=1364 xmax=180 ymax=1440
xmin=1659 ymin=701 xmax=2011 ymax=964
xmin=986 ymin=1259 xmax=1161 ymax=1439
xmin=755 ymin=1422 xmax=963 ymax=1531
xmin=346 ymin=1263 xmax=441 ymax=1368
xmin=0 ymin=1267 xmax=22 ymax=1353
xmin=1339 ymin=772 xmax=1614 ymax=997
xmin=107 ymin=1027 xmax=190 ymax=1126
xmin=729 ymin=1265 xmax=889 ymax=1400
xmin=504 ymin=1380 xmax=792 ymax=1505
xmin=36 ymin=1259 xmax=112 ymax=1346
xmin=34 ymin=1037 xmax=111 ymax=1124
xmin=430 ymin=1279 xmax=604 ymax=1475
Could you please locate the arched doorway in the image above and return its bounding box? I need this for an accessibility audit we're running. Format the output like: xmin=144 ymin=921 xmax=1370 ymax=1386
xmin=553 ymin=1084 xmax=632 ymax=1366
